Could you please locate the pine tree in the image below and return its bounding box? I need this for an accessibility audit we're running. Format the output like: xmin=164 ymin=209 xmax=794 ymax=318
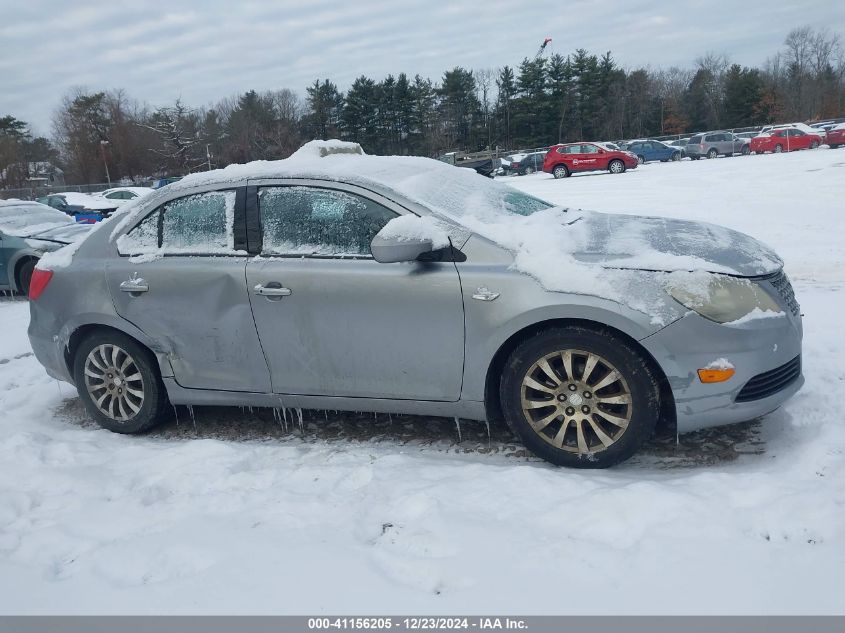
xmin=305 ymin=79 xmax=344 ymax=140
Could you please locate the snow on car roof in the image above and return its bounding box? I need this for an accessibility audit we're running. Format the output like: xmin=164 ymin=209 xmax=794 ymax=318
xmin=55 ymin=192 xmax=118 ymax=210
xmin=98 ymin=187 xmax=154 ymax=196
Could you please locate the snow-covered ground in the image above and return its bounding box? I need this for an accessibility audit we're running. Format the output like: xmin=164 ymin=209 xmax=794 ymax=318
xmin=1 ymin=149 xmax=843 ymax=615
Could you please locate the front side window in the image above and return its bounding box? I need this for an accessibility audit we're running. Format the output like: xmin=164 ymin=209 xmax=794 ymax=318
xmin=259 ymin=186 xmax=397 ymax=257
xmin=118 ymin=190 xmax=236 ymax=255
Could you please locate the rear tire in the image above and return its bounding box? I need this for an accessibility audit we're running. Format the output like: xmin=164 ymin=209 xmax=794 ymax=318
xmin=671 ymin=152 xmax=681 ymax=161
xmin=741 ymin=145 xmax=750 ymax=156
xmin=524 ymin=166 xmax=535 ymax=175
xmin=774 ymin=144 xmax=783 ymax=153
xmin=810 ymin=141 xmax=819 ymax=149
xmin=73 ymin=331 xmax=170 ymax=434
xmin=500 ymin=327 xmax=660 ymax=468
xmin=831 ymin=144 xmax=840 ymax=149
xmin=17 ymin=259 xmax=36 ymax=296
xmin=637 ymin=155 xmax=645 ymax=165
xmin=552 ymin=165 xmax=570 ymax=179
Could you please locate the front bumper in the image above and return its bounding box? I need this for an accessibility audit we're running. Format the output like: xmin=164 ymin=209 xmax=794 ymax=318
xmin=640 ymin=307 xmax=803 ymax=433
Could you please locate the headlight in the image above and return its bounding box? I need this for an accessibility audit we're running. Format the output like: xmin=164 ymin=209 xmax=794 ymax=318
xmin=667 ymin=274 xmax=781 ymax=323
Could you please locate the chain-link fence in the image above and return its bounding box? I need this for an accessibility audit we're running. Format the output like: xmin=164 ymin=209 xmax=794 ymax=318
xmin=0 ymin=182 xmax=114 ymax=201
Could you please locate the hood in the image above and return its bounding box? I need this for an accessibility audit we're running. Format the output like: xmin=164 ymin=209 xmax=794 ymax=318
xmin=569 ymin=212 xmax=783 ymax=277
xmin=25 ymin=223 xmax=91 ymax=244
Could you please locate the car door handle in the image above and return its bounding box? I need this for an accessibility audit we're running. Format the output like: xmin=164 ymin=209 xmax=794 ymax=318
xmin=253 ymin=283 xmax=292 ymax=297
xmin=119 ymin=278 xmax=149 ymax=293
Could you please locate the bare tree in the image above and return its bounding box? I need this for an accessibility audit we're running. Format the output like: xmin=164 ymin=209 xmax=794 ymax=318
xmin=139 ymin=99 xmax=205 ymax=175
xmin=475 ymin=68 xmax=495 ymax=148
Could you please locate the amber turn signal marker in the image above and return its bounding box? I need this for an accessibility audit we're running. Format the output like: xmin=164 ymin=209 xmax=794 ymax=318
xmin=697 ymin=368 xmax=736 ymax=383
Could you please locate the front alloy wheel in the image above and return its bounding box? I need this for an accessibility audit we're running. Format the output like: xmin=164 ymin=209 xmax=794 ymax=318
xmin=500 ymin=327 xmax=660 ymax=468
xmin=520 ymin=350 xmax=632 ymax=455
xmin=609 ymin=159 xmax=625 ymax=174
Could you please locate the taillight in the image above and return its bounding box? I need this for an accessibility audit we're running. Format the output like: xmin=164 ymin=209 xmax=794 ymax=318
xmin=28 ymin=268 xmax=53 ymax=300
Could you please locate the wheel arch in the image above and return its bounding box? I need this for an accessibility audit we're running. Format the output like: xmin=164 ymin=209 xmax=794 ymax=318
xmin=483 ymin=318 xmax=676 ymax=439
xmin=64 ymin=321 xmax=173 ymax=383
xmin=13 ymin=255 xmax=39 ymax=292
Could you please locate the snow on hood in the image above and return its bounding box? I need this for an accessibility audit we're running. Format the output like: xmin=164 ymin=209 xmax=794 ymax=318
xmin=569 ymin=212 xmax=782 ymax=276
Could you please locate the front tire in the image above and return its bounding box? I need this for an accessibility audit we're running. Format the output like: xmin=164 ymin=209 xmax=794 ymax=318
xmin=774 ymin=144 xmax=783 ymax=153
xmin=671 ymin=152 xmax=681 ymax=161
xmin=707 ymin=148 xmax=718 ymax=159
xmin=637 ymin=155 xmax=645 ymax=165
xmin=608 ymin=159 xmax=625 ymax=174
xmin=810 ymin=140 xmax=819 ymax=149
xmin=741 ymin=145 xmax=750 ymax=156
xmin=524 ymin=166 xmax=535 ymax=175
xmin=73 ymin=332 xmax=170 ymax=434
xmin=500 ymin=327 xmax=660 ymax=468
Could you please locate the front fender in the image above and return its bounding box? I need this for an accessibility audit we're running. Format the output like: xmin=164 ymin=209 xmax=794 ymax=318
xmin=458 ymin=262 xmax=683 ymax=401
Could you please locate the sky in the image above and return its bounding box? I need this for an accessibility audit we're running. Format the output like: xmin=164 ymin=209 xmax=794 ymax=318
xmin=2 ymin=0 xmax=844 ymax=135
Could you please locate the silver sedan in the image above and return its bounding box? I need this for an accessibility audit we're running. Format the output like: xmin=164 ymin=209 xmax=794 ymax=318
xmin=27 ymin=144 xmax=803 ymax=468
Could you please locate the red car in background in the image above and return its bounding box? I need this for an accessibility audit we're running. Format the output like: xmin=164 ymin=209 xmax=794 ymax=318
xmin=543 ymin=142 xmax=638 ymax=178
xmin=825 ymin=124 xmax=845 ymax=149
xmin=750 ymin=128 xmax=823 ymax=154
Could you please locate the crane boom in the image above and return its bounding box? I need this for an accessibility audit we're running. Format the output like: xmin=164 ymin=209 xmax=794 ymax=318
xmin=535 ymin=37 xmax=552 ymax=59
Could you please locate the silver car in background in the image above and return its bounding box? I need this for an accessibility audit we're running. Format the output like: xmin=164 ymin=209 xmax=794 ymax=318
xmin=27 ymin=144 xmax=803 ymax=468
xmin=685 ymin=131 xmax=750 ymax=159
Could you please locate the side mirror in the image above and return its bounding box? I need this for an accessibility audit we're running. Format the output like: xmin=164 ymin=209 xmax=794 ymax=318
xmin=370 ymin=234 xmax=435 ymax=263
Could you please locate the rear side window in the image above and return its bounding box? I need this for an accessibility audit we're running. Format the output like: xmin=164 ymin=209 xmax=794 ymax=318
xmin=258 ymin=186 xmax=397 ymax=257
xmin=688 ymin=136 xmax=702 ymax=144
xmin=117 ymin=190 xmax=237 ymax=255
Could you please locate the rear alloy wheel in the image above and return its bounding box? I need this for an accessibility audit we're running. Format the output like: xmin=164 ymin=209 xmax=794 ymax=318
xmin=774 ymin=144 xmax=783 ymax=153
xmin=74 ymin=332 xmax=169 ymax=434
xmin=810 ymin=140 xmax=819 ymax=149
xmin=524 ymin=166 xmax=535 ymax=175
xmin=741 ymin=145 xmax=751 ymax=156
xmin=707 ymin=148 xmax=718 ymax=159
xmin=608 ymin=159 xmax=625 ymax=174
xmin=671 ymin=152 xmax=681 ymax=161
xmin=500 ymin=328 xmax=659 ymax=468
xmin=552 ymin=165 xmax=570 ymax=179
